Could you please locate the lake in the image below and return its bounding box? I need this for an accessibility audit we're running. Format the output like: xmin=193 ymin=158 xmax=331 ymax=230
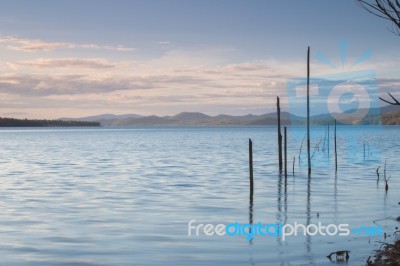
xmin=0 ymin=126 xmax=398 ymax=265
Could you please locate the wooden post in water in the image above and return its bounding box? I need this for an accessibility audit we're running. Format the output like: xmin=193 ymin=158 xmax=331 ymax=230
xmin=384 ymin=160 xmax=390 ymax=193
xmin=249 ymin=138 xmax=254 ymax=198
xmin=307 ymin=47 xmax=311 ymax=176
xmin=334 ymin=120 xmax=337 ymax=172
xmin=277 ymin=96 xmax=282 ymax=173
xmin=284 ymin=126 xmax=287 ymax=178
xmin=293 ymin=157 xmax=295 ymax=176
xmin=376 ymin=166 xmax=380 ymax=180
xmin=248 ymin=138 xmax=254 ymax=241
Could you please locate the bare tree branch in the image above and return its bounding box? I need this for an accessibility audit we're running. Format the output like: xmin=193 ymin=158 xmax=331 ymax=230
xmin=356 ymin=0 xmax=396 ymax=21
xmin=387 ymin=0 xmax=400 ymax=21
xmin=379 ymin=92 xmax=400 ymax=105
xmin=356 ymin=0 xmax=400 ymax=35
xmin=395 ymin=0 xmax=400 ymax=9
xmin=356 ymin=1 xmax=400 ymax=106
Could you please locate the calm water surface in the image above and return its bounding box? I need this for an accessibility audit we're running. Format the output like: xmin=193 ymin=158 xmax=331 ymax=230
xmin=0 ymin=126 xmax=399 ymax=265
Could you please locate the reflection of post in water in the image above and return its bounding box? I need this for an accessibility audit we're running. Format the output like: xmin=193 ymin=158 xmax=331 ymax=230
xmin=327 ymin=123 xmax=330 ymax=157
xmin=248 ymin=188 xmax=255 ymax=264
xmin=306 ymin=175 xmax=311 ymax=253
xmin=249 ymin=192 xmax=253 ymax=225
xmin=277 ymin=173 xmax=283 ymax=246
xmin=276 ymin=171 xmax=288 ymax=247
xmin=249 ymin=186 xmax=254 ymax=245
xmin=284 ymin=172 xmax=288 ymax=227
xmin=334 ymin=173 xmax=338 ymax=222
xmin=304 ymin=174 xmax=315 ymax=265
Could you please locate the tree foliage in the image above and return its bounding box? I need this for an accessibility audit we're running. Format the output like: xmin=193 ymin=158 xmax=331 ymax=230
xmin=0 ymin=117 xmax=100 ymax=127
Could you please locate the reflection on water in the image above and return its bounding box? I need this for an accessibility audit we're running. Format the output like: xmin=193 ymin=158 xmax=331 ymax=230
xmin=0 ymin=126 xmax=398 ymax=265
xmin=248 ymin=174 xmax=253 ymax=247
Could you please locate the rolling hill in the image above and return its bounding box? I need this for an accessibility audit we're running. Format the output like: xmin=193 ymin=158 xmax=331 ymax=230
xmin=60 ymin=106 xmax=400 ymax=126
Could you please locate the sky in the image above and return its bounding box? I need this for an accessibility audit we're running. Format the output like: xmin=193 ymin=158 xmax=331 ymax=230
xmin=1 ymin=0 xmax=400 ymax=119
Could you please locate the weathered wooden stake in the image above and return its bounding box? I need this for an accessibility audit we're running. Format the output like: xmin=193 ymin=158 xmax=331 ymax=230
xmin=284 ymin=126 xmax=287 ymax=178
xmin=293 ymin=157 xmax=295 ymax=176
xmin=307 ymin=46 xmax=311 ymax=176
xmin=384 ymin=161 xmax=388 ymax=192
xmin=249 ymin=138 xmax=254 ymax=197
xmin=376 ymin=166 xmax=380 ymax=180
xmin=334 ymin=119 xmax=337 ymax=172
xmin=383 ymin=161 xmax=390 ymax=193
xmin=277 ymin=96 xmax=282 ymax=173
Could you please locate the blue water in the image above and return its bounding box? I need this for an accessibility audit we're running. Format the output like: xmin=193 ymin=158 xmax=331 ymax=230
xmin=0 ymin=126 xmax=398 ymax=265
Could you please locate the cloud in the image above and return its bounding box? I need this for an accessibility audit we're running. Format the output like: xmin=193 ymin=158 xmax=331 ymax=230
xmin=9 ymin=58 xmax=120 ymax=69
xmin=222 ymin=62 xmax=275 ymax=72
xmin=0 ymin=46 xmax=333 ymax=117
xmin=377 ymin=77 xmax=400 ymax=86
xmin=0 ymin=73 xmax=212 ymax=96
xmin=2 ymin=111 xmax=28 ymax=116
xmin=0 ymin=36 xmax=136 ymax=52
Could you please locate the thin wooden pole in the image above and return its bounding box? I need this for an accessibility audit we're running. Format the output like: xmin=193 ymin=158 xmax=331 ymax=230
xmin=249 ymin=138 xmax=254 ymax=241
xmin=334 ymin=120 xmax=337 ymax=172
xmin=307 ymin=46 xmax=311 ymax=176
xmin=293 ymin=156 xmax=295 ymax=176
xmin=277 ymin=96 xmax=282 ymax=173
xmin=249 ymin=138 xmax=254 ymax=197
xmin=284 ymin=126 xmax=287 ymax=178
xmin=384 ymin=161 xmax=389 ymax=193
xmin=376 ymin=166 xmax=380 ymax=180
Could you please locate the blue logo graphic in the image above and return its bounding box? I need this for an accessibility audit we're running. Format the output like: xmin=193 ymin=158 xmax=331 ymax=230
xmin=287 ymin=40 xmax=380 ymax=124
xmin=286 ymin=40 xmax=382 ymax=165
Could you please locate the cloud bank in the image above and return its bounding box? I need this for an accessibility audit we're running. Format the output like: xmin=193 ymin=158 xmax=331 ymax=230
xmin=0 ymin=36 xmax=136 ymax=52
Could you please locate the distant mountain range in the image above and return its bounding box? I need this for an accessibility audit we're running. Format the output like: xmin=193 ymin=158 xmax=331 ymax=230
xmin=61 ymin=111 xmax=295 ymax=126
xmin=60 ymin=105 xmax=400 ymax=126
xmin=59 ymin=113 xmax=142 ymax=122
